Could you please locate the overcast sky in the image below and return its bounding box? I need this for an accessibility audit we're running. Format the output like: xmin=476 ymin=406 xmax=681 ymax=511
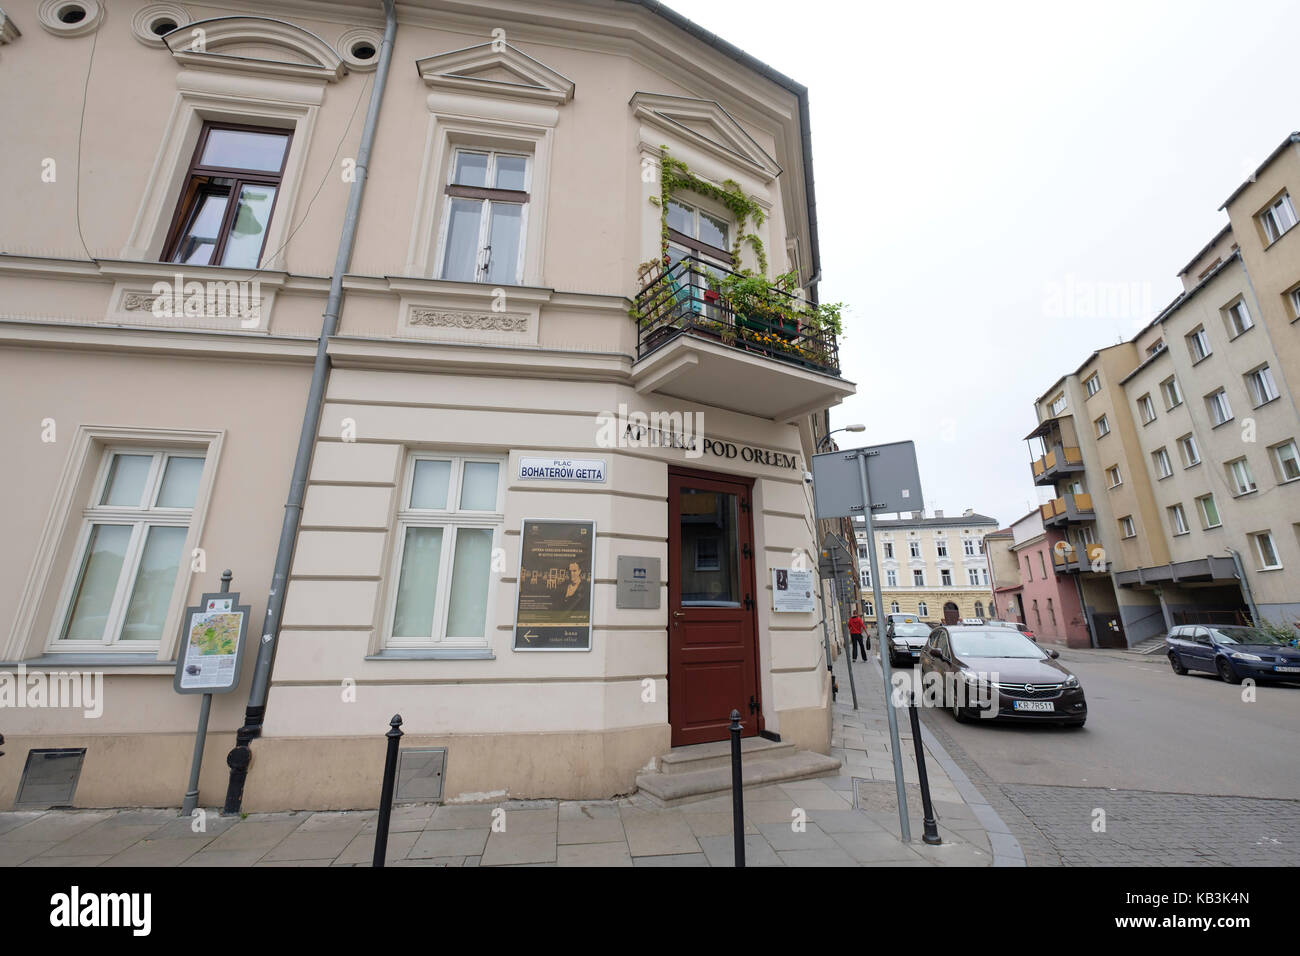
xmin=667 ymin=0 xmax=1300 ymax=528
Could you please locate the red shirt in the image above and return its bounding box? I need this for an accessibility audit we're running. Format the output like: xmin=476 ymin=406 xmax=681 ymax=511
xmin=848 ymin=616 xmax=865 ymax=634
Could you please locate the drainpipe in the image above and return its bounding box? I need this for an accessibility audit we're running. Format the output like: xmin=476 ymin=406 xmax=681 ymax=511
xmin=1073 ymin=575 xmax=1098 ymax=648
xmin=1226 ymin=547 xmax=1261 ymax=625
xmin=223 ymin=0 xmax=398 ymax=814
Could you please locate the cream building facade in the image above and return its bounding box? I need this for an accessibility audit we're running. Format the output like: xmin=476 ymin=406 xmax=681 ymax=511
xmin=1025 ymin=133 xmax=1300 ymax=644
xmin=855 ymin=510 xmax=998 ymax=625
xmin=0 ymin=0 xmax=853 ymax=809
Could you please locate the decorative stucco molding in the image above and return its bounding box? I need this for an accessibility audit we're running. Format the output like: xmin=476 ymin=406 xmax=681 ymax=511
xmin=38 ymin=0 xmax=102 ymax=37
xmin=130 ymin=3 xmax=190 ymax=48
xmin=336 ymin=26 xmax=382 ymax=72
xmin=163 ymin=16 xmax=345 ymax=82
xmin=631 ymin=91 xmax=781 ymax=181
xmin=408 ymin=308 xmax=528 ymax=332
xmin=416 ymin=41 xmax=574 ymax=105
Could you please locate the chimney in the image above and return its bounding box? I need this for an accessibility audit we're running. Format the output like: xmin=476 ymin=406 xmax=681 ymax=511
xmin=911 ymin=510 xmax=922 ymax=520
xmin=962 ymin=508 xmax=974 ymax=517
xmin=935 ymin=509 xmax=944 ymax=518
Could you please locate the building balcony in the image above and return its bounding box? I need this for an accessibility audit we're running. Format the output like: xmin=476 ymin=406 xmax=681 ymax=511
xmin=630 ymin=256 xmax=855 ymax=421
xmin=1040 ymin=493 xmax=1094 ymax=528
xmin=1052 ymin=543 xmax=1106 ymax=574
xmin=1031 ymin=444 xmax=1085 ymax=486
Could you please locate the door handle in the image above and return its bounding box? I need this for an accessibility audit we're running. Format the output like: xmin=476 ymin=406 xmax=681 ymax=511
xmin=672 ymin=610 xmax=685 ymax=619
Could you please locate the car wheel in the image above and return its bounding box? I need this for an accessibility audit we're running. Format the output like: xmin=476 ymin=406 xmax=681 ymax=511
xmin=949 ymin=690 xmax=968 ymax=723
xmin=1168 ymin=651 xmax=1187 ymax=675
xmin=1216 ymin=658 xmax=1240 ymax=684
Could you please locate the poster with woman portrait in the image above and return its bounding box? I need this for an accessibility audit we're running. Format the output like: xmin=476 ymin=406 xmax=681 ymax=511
xmin=513 ymin=519 xmax=595 ymax=651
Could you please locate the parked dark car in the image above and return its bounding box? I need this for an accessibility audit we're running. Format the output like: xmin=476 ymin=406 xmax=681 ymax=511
xmin=885 ymin=620 xmax=933 ymax=667
xmin=1165 ymin=624 xmax=1300 ymax=683
xmin=919 ymin=625 xmax=1087 ymax=726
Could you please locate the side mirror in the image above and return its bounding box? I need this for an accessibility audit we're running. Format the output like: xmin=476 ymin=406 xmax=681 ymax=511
xmin=1047 ymin=649 xmax=1060 ymax=659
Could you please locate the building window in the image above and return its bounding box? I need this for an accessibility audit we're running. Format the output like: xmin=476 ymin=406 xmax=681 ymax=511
xmin=1032 ymin=600 xmax=1041 ymax=627
xmin=1206 ymin=388 xmax=1233 ymax=427
xmin=974 ymin=601 xmax=984 ymax=619
xmin=890 ymin=601 xmax=900 ymax=614
xmin=1137 ymin=394 xmax=1157 ymax=424
xmin=1226 ymin=457 xmax=1257 ymax=496
xmin=886 ymin=570 xmax=898 ymax=587
xmin=1178 ymin=433 xmax=1201 ymax=468
xmin=1106 ymin=465 xmax=1122 ymax=488
xmin=1038 ymin=551 xmax=1047 ymax=577
xmin=1023 ymin=556 xmax=1032 ymax=582
xmin=1259 ymin=192 xmax=1298 ymax=243
xmin=665 ymin=197 xmax=732 ymax=268
xmin=936 ymin=540 xmax=947 ymax=557
xmin=1251 ymin=531 xmax=1282 ymax=570
xmin=858 ymin=545 xmax=869 ymax=560
xmin=963 ymin=539 xmax=976 ymax=556
xmin=917 ymin=601 xmax=928 ymax=617
xmin=1196 ymin=493 xmax=1221 ymax=530
xmin=53 ymin=449 xmax=206 ymax=649
xmin=883 ymin=542 xmax=894 ymax=559
xmin=438 ymin=149 xmax=530 ymax=284
xmin=1084 ymin=374 xmax=1100 ymax=397
xmin=1120 ymin=515 xmax=1136 ymax=538
xmin=1244 ymin=364 xmax=1280 ymax=407
xmin=912 ymin=569 xmax=925 ymax=587
xmin=1146 ymin=339 xmax=1165 ymax=357
xmin=162 ymin=123 xmax=292 ymax=268
xmin=388 ymin=455 xmax=505 ymax=647
xmin=1160 ymin=376 xmax=1183 ymax=410
xmin=1047 ymin=598 xmax=1055 ymax=626
xmin=1269 ymin=440 xmax=1300 ymax=483
xmin=1050 ymin=393 xmax=1067 ymax=416
xmin=940 ymin=568 xmax=952 ymax=586
xmin=1186 ymin=326 xmax=1212 ymax=363
xmin=1095 ymin=414 xmax=1110 ymax=438
xmin=1152 ymin=447 xmax=1173 ymax=479
xmin=909 ymin=541 xmax=921 ymax=558
xmin=1223 ymin=299 xmax=1254 ymax=338
xmin=1168 ymin=503 xmax=1190 ymax=536
xmin=1290 ymin=285 xmax=1300 ymax=319
xmin=863 ymin=600 xmax=874 ymax=617
xmin=860 ymin=566 xmax=872 ymax=588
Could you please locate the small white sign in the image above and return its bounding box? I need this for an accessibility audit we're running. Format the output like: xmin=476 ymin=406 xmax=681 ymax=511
xmin=772 ymin=568 xmax=816 ymax=613
xmin=518 ymin=457 xmax=607 ymax=483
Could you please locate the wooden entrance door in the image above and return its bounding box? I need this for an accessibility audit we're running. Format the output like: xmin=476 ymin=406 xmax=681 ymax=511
xmin=943 ymin=602 xmax=960 ymax=624
xmin=667 ymin=468 xmax=762 ymax=746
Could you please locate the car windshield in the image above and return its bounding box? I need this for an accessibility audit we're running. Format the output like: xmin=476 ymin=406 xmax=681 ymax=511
xmin=1210 ymin=626 xmax=1290 ymax=646
xmin=950 ymin=629 xmax=1046 ymax=659
xmin=893 ymin=624 xmax=930 ymax=637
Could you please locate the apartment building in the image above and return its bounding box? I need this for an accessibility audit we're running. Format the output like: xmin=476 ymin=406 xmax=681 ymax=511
xmin=1024 ymin=133 xmax=1300 ymax=645
xmin=0 ymin=1 xmax=853 ymax=809
xmin=985 ymin=510 xmax=1092 ymax=647
xmin=855 ymin=510 xmax=998 ymax=625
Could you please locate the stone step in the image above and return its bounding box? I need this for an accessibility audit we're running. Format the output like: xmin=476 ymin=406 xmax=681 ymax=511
xmin=636 ymin=749 xmax=842 ymax=808
xmin=656 ymin=736 xmax=795 ymax=775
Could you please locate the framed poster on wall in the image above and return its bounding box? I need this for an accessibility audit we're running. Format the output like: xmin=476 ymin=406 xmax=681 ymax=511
xmin=513 ymin=519 xmax=595 ymax=651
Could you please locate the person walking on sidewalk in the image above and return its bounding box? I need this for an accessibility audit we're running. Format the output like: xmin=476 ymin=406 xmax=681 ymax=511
xmin=848 ymin=608 xmax=868 ymax=660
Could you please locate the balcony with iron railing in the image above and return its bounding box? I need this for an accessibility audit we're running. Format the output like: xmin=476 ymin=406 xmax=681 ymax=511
xmin=1040 ymin=493 xmax=1095 ymax=528
xmin=628 ymin=256 xmax=854 ymax=421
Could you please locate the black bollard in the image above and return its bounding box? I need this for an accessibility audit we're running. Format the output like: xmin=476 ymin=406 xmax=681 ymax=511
xmin=729 ymin=709 xmax=745 ymax=867
xmin=907 ymin=692 xmax=942 ymax=845
xmin=372 ymin=714 xmax=404 ymax=867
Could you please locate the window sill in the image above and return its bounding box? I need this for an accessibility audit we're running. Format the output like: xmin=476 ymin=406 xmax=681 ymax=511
xmin=1165 ymin=401 xmax=1183 ymax=411
xmin=1172 ymin=531 xmax=1190 ymax=537
xmin=367 ymin=648 xmax=496 ymax=661
xmin=1158 ymin=473 xmax=1172 ymax=481
xmin=1203 ymin=523 xmax=1223 ymax=531
xmin=1257 ymin=565 xmax=1285 ymax=572
xmin=1231 ymin=489 xmax=1258 ymax=499
xmin=1184 ymin=460 xmax=1201 ymax=470
xmin=1211 ymin=417 xmax=1234 ymax=429
xmin=1227 ymin=326 xmax=1254 ymax=341
xmin=1251 ymin=396 xmax=1280 ymax=410
xmin=1279 ymin=475 xmax=1300 ymax=485
xmin=1190 ymin=354 xmax=1212 ymax=367
xmin=1 ymin=654 xmax=175 ymax=671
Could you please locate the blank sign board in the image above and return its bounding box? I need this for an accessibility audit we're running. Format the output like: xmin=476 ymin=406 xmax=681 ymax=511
xmin=812 ymin=441 xmax=923 ymax=519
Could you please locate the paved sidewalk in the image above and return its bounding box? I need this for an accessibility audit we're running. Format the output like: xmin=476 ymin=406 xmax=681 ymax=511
xmin=0 ymin=650 xmax=997 ymax=867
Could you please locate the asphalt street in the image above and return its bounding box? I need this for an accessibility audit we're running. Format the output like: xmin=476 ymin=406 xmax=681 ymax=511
xmin=904 ymin=645 xmax=1300 ymax=865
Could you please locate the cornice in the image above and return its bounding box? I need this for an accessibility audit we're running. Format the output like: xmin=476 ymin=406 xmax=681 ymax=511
xmin=0 ymin=320 xmax=318 ymax=362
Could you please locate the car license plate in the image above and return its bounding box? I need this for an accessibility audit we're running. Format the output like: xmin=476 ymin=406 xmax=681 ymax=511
xmin=1012 ymin=701 xmax=1054 ymax=712
xmin=1274 ymin=665 xmax=1300 ymax=673
xmin=910 ymin=650 xmax=920 ymax=657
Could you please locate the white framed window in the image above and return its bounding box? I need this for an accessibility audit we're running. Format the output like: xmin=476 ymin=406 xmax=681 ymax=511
xmin=1120 ymin=515 xmax=1136 ymax=538
xmin=1084 ymin=374 xmax=1100 ymax=397
xmin=1245 ymin=364 xmax=1280 ymax=407
xmin=386 ymin=454 xmax=505 ymax=648
xmin=665 ymin=197 xmax=732 ymax=269
xmin=940 ymin=569 xmax=952 ymax=586
xmin=1251 ymin=531 xmax=1282 ymax=570
xmin=860 ymin=568 xmax=872 ymax=588
xmin=1259 ymin=193 xmax=1298 ymax=243
xmin=1196 ymin=493 xmax=1221 ymax=530
xmin=1178 ymin=433 xmax=1201 ymax=468
xmin=1106 ymin=465 xmax=1122 ymax=488
xmin=883 ymin=542 xmax=894 ymax=559
xmin=1137 ymin=393 xmax=1157 ymax=424
xmin=909 ymin=541 xmax=921 ymax=558
xmin=857 ymin=545 xmax=869 ymax=560
xmin=1226 ymin=457 xmax=1257 ymax=496
xmin=1290 ymin=285 xmax=1300 ymax=319
xmin=890 ymin=601 xmax=900 ymax=614
xmin=917 ymin=601 xmax=928 ymax=617
xmin=1095 ymin=414 xmax=1110 ymax=438
xmin=1146 ymin=339 xmax=1165 ymax=357
xmin=1187 ymin=326 xmax=1211 ymax=363
xmin=863 ymin=600 xmax=874 ymax=617
xmin=886 ymin=569 xmax=898 ymax=587
xmin=1168 ymin=503 xmax=1189 ymax=536
xmin=963 ymin=539 xmax=977 ymax=557
xmin=1160 ymin=376 xmax=1183 ymax=410
xmin=1223 ymin=299 xmax=1253 ymax=338
xmin=913 ymin=569 xmax=925 ymax=587
xmin=1269 ymin=440 xmax=1300 ymax=483
xmin=437 ymin=149 xmax=531 ymax=285
xmin=936 ymin=540 xmax=948 ymax=557
xmin=51 ymin=449 xmax=207 ymax=651
xmin=966 ymin=568 xmax=979 ymax=585
xmin=1050 ymin=393 xmax=1067 ymax=416
xmin=1206 ymin=388 xmax=1233 ymax=426
xmin=1152 ymin=447 xmax=1173 ymax=479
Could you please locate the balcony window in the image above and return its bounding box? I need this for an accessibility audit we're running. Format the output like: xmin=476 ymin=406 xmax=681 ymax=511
xmin=1187 ymin=326 xmax=1211 ymax=363
xmin=1223 ymin=299 xmax=1254 ymax=338
xmin=439 ymin=149 xmax=530 ymax=285
xmin=1259 ymin=193 xmax=1298 ymax=243
xmin=666 ymin=198 xmax=731 ymax=268
xmin=1245 ymin=364 xmax=1280 ymax=407
xmin=1206 ymin=389 xmax=1233 ymax=427
xmin=162 ymin=124 xmax=292 ymax=268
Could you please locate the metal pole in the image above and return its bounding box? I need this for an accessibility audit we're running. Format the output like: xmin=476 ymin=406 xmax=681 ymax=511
xmin=856 ymin=451 xmax=911 ymax=842
xmin=832 ymin=550 xmax=859 ymax=709
xmin=729 ymin=709 xmax=745 ymax=867
xmin=907 ymin=692 xmax=942 ymax=845
xmin=373 ymin=714 xmax=403 ymax=867
xmin=181 ymin=569 xmax=232 ymax=816
xmin=224 ymin=0 xmax=399 ymax=815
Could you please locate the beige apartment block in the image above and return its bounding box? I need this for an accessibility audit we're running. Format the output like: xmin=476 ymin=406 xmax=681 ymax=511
xmin=854 ymin=510 xmax=998 ymax=625
xmin=1024 ymin=132 xmax=1300 ymax=643
xmin=0 ymin=1 xmax=854 ymax=810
